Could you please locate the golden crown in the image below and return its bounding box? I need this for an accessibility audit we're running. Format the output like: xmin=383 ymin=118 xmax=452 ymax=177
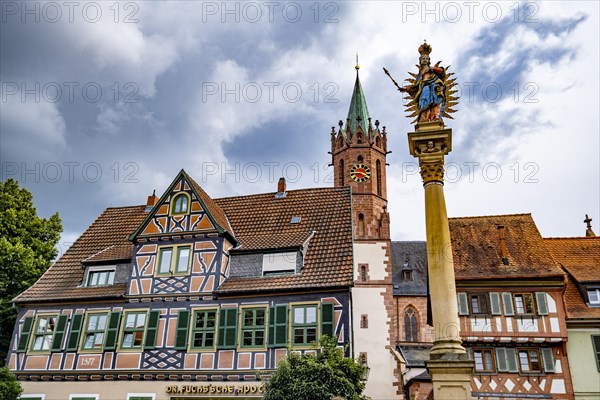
xmin=418 ymin=42 xmax=432 ymax=56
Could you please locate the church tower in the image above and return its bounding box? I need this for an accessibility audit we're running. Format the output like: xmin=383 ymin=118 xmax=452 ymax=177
xmin=334 ymin=63 xmax=400 ymax=399
xmin=331 ymin=63 xmax=390 ymax=240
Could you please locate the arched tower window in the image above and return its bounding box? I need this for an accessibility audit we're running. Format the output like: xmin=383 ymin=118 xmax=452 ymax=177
xmin=339 ymin=159 xmax=345 ymax=187
xmin=404 ymin=307 xmax=418 ymax=342
xmin=376 ymin=160 xmax=382 ymax=196
xmin=338 ymin=135 xmax=344 ymax=149
xmin=376 ymin=136 xmax=381 ymax=148
xmin=360 ymin=265 xmax=367 ymax=282
xmin=171 ymin=193 xmax=190 ymax=215
xmin=358 ymin=213 xmax=365 ymax=238
xmin=356 ymin=133 xmax=363 ymax=144
xmin=357 ymin=155 xmax=363 ymax=163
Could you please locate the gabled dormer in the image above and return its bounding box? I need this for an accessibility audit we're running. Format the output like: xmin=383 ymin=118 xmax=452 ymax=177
xmin=129 ymin=169 xmax=236 ymax=244
xmin=127 ymin=170 xmax=236 ymax=297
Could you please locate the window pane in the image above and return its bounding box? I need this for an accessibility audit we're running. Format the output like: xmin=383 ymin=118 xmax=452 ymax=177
xmin=589 ymin=290 xmax=599 ymax=303
xmin=484 ymin=351 xmax=493 ymax=370
xmin=294 ymin=308 xmax=304 ymax=324
xmin=515 ymin=296 xmax=525 ymax=314
xmin=294 ymin=328 xmax=303 ymax=344
xmin=474 ymin=351 xmax=483 ymax=370
xmin=176 ymin=247 xmax=190 ymax=273
xmin=306 ymin=307 xmax=317 ymax=324
xmin=107 ymin=271 xmax=115 ymax=284
xmin=519 ymin=351 xmax=530 ymax=371
xmin=122 ymin=333 xmax=133 ymax=348
xmin=159 ymin=249 xmax=172 ymax=274
xmin=530 ymin=351 xmax=540 ymax=371
xmin=306 ymin=327 xmax=317 ymax=343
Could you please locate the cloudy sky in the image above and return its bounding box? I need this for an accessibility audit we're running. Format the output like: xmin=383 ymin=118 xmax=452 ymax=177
xmin=1 ymin=1 xmax=598 ymax=255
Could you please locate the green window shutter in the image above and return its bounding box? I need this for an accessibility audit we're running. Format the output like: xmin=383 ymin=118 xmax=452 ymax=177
xmin=66 ymin=314 xmax=84 ymax=351
xmin=103 ymin=312 xmax=121 ymax=350
xmin=535 ymin=292 xmax=549 ymax=315
xmin=541 ymin=348 xmax=555 ymax=372
xmin=268 ymin=305 xmax=288 ymax=348
xmin=51 ymin=315 xmax=68 ymax=352
xmin=268 ymin=306 xmax=275 ymax=347
xmin=175 ymin=310 xmax=190 ymax=350
xmin=495 ymin=348 xmax=507 ymax=372
xmin=217 ymin=308 xmax=238 ymax=349
xmin=321 ymin=303 xmax=335 ymax=338
xmin=16 ymin=316 xmax=34 ymax=353
xmin=502 ymin=292 xmax=514 ymax=316
xmin=144 ymin=310 xmax=161 ymax=350
xmin=457 ymin=293 xmax=468 ymax=316
xmin=489 ymin=293 xmax=501 ymax=315
xmin=506 ymin=348 xmax=518 ymax=372
xmin=592 ymin=335 xmax=600 ymax=372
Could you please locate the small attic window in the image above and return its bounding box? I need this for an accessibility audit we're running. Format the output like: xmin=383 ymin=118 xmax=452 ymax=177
xmin=86 ymin=266 xmax=116 ymax=287
xmin=403 ymin=270 xmax=413 ymax=282
xmin=290 ymin=216 xmax=301 ymax=224
xmin=171 ymin=192 xmax=190 ymax=215
xmin=262 ymin=252 xmax=297 ymax=276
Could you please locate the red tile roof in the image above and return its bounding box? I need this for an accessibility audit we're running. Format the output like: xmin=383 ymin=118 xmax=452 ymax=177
xmin=449 ymin=214 xmax=564 ymax=280
xmin=83 ymin=244 xmax=134 ymax=264
xmin=214 ymin=187 xmax=354 ymax=293
xmin=187 ymin=173 xmax=233 ymax=238
xmin=544 ymin=236 xmax=600 ymax=320
xmin=15 ymin=185 xmax=353 ymax=302
xmin=14 ymin=206 xmax=148 ymax=303
xmin=544 ymin=237 xmax=600 ymax=283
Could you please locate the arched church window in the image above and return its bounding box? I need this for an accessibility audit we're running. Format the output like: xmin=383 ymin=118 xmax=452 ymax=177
xmin=357 ymin=155 xmax=363 ymax=163
xmin=360 ymin=265 xmax=367 ymax=282
xmin=404 ymin=307 xmax=418 ymax=342
xmin=357 ymin=133 xmax=363 ymax=144
xmin=358 ymin=213 xmax=365 ymax=238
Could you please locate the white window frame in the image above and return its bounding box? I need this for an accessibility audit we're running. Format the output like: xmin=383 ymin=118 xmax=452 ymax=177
xmin=69 ymin=395 xmax=99 ymax=400
xmin=20 ymin=396 xmax=45 ymax=400
xmin=127 ymin=394 xmax=155 ymax=400
xmin=262 ymin=252 xmax=297 ymax=276
xmin=86 ymin=265 xmax=116 ymax=287
xmin=588 ymin=288 xmax=600 ymax=305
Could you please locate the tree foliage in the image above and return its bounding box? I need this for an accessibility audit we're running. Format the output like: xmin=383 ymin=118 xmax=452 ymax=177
xmin=0 ymin=367 xmax=23 ymax=400
xmin=0 ymin=179 xmax=62 ymax=364
xmin=263 ymin=336 xmax=370 ymax=400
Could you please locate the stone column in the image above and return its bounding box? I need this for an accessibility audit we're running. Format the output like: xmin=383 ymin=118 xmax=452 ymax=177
xmin=408 ymin=121 xmax=474 ymax=399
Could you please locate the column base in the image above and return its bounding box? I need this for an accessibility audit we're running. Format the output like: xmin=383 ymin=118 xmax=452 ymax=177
xmin=426 ymin=355 xmax=474 ymax=400
xmin=430 ymin=339 xmax=467 ymax=356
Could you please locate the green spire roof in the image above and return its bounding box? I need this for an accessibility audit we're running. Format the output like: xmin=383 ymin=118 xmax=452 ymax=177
xmin=346 ymin=67 xmax=370 ymax=136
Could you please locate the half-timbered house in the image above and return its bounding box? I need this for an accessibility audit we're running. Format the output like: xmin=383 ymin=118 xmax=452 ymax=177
xmin=393 ymin=214 xmax=576 ymax=399
xmin=8 ymin=170 xmax=355 ymax=400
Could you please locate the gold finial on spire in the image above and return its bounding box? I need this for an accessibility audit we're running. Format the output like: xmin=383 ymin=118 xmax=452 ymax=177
xmin=355 ymin=52 xmax=360 ymax=71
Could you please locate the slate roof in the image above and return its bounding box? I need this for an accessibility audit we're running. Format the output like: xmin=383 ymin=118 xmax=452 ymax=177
xmin=214 ymin=187 xmax=354 ymax=293
xmin=391 ymin=241 xmax=428 ymax=296
xmin=15 ymin=206 xmax=147 ymax=303
xmin=448 ymin=214 xmax=564 ymax=280
xmin=15 ymin=185 xmax=353 ymax=302
xmin=544 ymin=236 xmax=600 ymax=320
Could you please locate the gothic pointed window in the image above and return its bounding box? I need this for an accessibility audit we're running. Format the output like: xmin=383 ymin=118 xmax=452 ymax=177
xmin=358 ymin=213 xmax=365 ymax=238
xmin=376 ymin=160 xmax=382 ymax=196
xmin=357 ymin=133 xmax=363 ymax=144
xmin=404 ymin=307 xmax=418 ymax=342
xmin=376 ymin=136 xmax=381 ymax=148
xmin=339 ymin=159 xmax=345 ymax=187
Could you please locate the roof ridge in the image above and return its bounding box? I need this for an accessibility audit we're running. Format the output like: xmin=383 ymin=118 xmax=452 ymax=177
xmin=449 ymin=213 xmax=532 ymax=220
xmin=544 ymin=236 xmax=600 ymax=240
xmin=105 ymin=204 xmax=146 ymax=210
xmin=215 ymin=186 xmax=351 ymax=201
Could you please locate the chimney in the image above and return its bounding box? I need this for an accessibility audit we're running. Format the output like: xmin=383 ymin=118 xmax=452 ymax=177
xmin=275 ymin=177 xmax=287 ymax=199
xmin=145 ymin=190 xmax=158 ymax=212
xmin=497 ymin=225 xmax=509 ymax=265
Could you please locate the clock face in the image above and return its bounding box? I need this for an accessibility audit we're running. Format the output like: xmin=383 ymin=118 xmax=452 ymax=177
xmin=350 ymin=164 xmax=371 ymax=182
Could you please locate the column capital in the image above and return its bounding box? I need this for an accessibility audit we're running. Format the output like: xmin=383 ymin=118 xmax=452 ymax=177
xmin=408 ymin=127 xmax=452 ymax=185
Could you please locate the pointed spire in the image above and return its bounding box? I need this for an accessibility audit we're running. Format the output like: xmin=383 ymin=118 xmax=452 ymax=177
xmin=346 ymin=57 xmax=370 ymax=138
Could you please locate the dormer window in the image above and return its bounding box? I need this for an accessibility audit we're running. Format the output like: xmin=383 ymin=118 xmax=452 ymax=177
xmin=262 ymin=252 xmax=297 ymax=276
xmin=588 ymin=288 xmax=600 ymax=305
xmin=86 ymin=266 xmax=116 ymax=287
xmin=171 ymin=192 xmax=190 ymax=215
